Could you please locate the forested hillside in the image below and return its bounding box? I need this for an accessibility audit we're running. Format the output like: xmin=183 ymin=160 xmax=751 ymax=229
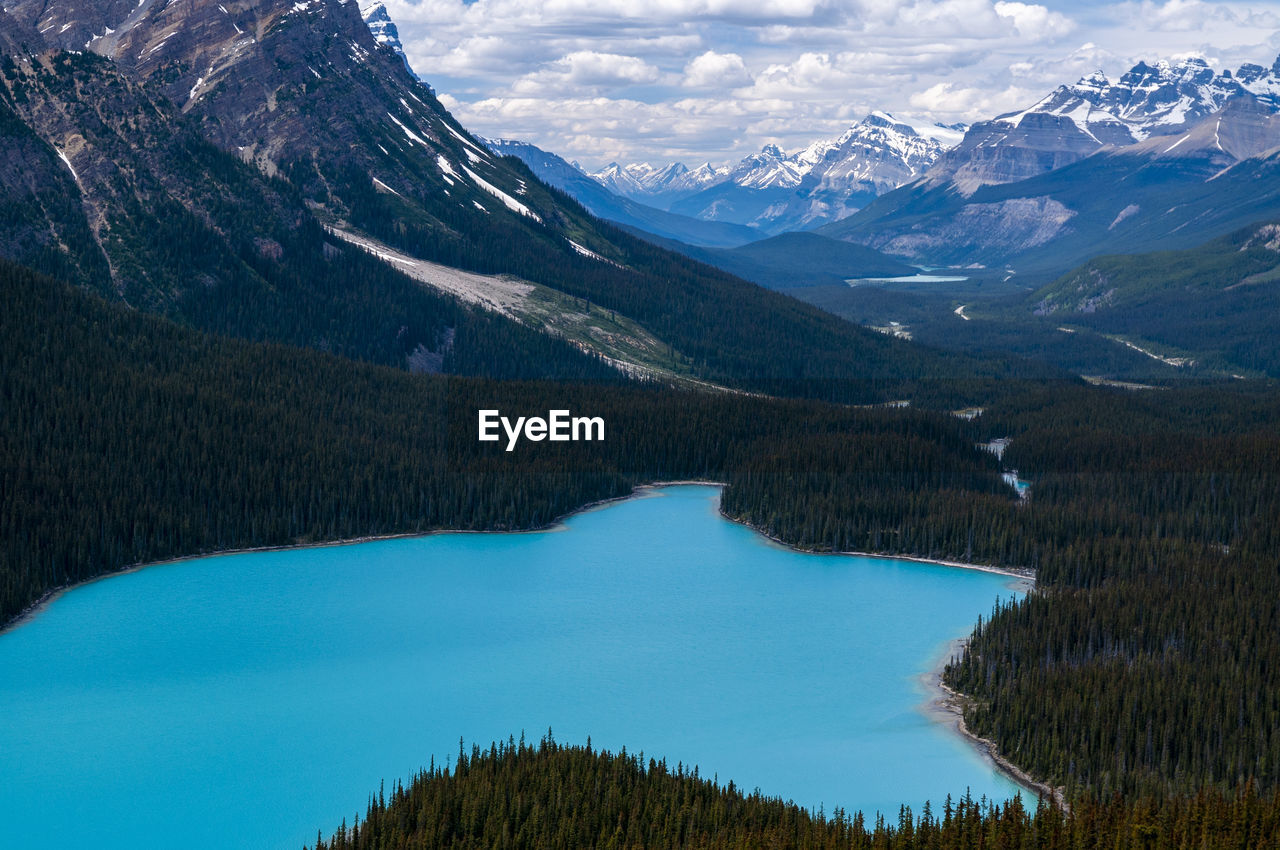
xmin=945 ymin=385 xmax=1280 ymax=797
xmin=308 ymin=737 xmax=1280 ymax=850
xmin=1022 ymin=219 xmax=1280 ymax=376
xmin=330 ymin=164 xmax=1038 ymax=405
xmin=721 ymin=379 xmax=1280 ymax=798
xmin=0 ymin=258 xmax=1017 ymax=627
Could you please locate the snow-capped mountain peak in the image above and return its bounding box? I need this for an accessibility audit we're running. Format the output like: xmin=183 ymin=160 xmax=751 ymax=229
xmin=589 ymin=159 xmax=721 ymax=198
xmin=590 ymin=162 xmax=646 ymax=197
xmin=730 ymin=144 xmax=804 ymax=189
xmin=792 ymin=113 xmax=945 ymax=183
xmin=361 ymin=2 xmax=413 ymax=75
xmin=684 ymin=162 xmax=730 ymax=186
xmin=928 ymin=51 xmax=1280 ymax=195
xmin=997 ymin=55 xmax=1280 ymax=145
xmin=648 ymin=161 xmax=689 ymax=186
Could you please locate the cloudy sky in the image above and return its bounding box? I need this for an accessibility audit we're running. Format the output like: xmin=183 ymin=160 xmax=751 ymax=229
xmin=381 ymin=0 xmax=1280 ymax=169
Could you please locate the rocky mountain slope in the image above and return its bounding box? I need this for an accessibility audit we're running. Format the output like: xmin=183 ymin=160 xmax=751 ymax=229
xmin=0 ymin=11 xmax=632 ymax=378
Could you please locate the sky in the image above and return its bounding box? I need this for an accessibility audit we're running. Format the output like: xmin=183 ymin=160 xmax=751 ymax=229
xmin=380 ymin=0 xmax=1280 ymax=170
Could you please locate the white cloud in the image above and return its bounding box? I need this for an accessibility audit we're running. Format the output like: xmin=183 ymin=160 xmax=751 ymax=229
xmin=1007 ymin=42 xmax=1121 ymax=87
xmin=384 ymin=0 xmax=1280 ymax=167
xmin=1134 ymin=0 xmax=1227 ymax=31
xmin=994 ymin=2 xmax=1074 ymax=39
xmin=682 ymin=51 xmax=753 ymax=87
xmin=909 ymin=81 xmax=1042 ymax=121
xmin=511 ymin=51 xmax=663 ymax=95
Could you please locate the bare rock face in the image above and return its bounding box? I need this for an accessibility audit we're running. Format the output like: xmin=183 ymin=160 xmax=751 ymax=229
xmin=1244 ymin=222 xmax=1280 ymax=251
xmin=0 ymin=39 xmax=315 ymax=307
xmin=867 ymin=196 xmax=1077 ymax=265
xmin=5 ymin=0 xmax=451 ymax=172
xmin=4 ymin=0 xmax=136 ymax=54
xmin=0 ymin=14 xmax=106 ymax=286
xmin=931 ymin=113 xmax=1105 ymax=195
xmin=67 ymin=0 xmax=424 ymax=168
xmin=0 ymin=7 xmax=44 ymax=54
xmin=1117 ymin=94 xmax=1280 ymax=169
xmin=2 ymin=0 xmax=554 ymax=251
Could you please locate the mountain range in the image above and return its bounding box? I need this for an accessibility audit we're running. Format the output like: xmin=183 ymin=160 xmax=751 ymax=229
xmin=0 ymin=0 xmax=1001 ymax=405
xmin=587 ymin=113 xmax=964 ymax=234
xmin=485 ymin=138 xmax=758 ymax=247
xmin=822 ymin=55 xmax=1280 ymax=278
xmin=926 ymin=56 xmax=1280 ymax=194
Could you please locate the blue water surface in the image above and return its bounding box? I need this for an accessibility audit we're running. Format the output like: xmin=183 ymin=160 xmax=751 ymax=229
xmin=0 ymin=485 xmax=1025 ymax=848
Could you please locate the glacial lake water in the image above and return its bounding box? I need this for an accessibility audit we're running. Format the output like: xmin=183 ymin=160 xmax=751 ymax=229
xmin=847 ymin=274 xmax=970 ymax=285
xmin=0 ymin=485 xmax=1026 ymax=848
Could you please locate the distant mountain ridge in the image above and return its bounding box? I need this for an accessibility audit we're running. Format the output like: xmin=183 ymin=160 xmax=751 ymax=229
xmin=485 ymin=138 xmax=757 ymax=247
xmin=588 ymin=113 xmax=963 ymax=234
xmin=929 ymin=55 xmax=1280 ymax=193
xmin=591 ymin=160 xmax=727 ymax=206
xmin=821 ymin=52 xmax=1280 ymax=277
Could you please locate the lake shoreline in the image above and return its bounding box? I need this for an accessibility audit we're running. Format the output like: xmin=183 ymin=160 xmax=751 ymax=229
xmin=1 ymin=479 xmax=1059 ymax=824
xmin=717 ymin=506 xmax=1053 ymax=808
xmin=922 ymin=638 xmax=1069 ymax=812
xmin=1 ymin=480 xmax=1032 ymax=635
xmin=722 ymin=510 xmax=1035 ymax=583
xmin=0 ymin=480 xmax=729 ymax=636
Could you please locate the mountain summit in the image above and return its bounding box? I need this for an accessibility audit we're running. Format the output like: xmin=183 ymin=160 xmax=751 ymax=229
xmin=361 ymin=2 xmax=414 ymax=75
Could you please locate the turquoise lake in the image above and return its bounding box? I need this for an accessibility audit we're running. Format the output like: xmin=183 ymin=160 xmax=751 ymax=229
xmin=0 ymin=485 xmax=1026 ymax=848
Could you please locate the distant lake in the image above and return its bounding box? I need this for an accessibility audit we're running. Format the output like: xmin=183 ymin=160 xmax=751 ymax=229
xmin=0 ymin=485 xmax=1025 ymax=848
xmin=847 ymin=274 xmax=970 ymax=285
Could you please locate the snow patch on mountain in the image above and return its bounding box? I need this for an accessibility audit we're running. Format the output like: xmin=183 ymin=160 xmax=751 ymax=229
xmin=462 ymin=163 xmax=541 ymax=222
xmin=439 ymin=119 xmax=491 ymax=160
